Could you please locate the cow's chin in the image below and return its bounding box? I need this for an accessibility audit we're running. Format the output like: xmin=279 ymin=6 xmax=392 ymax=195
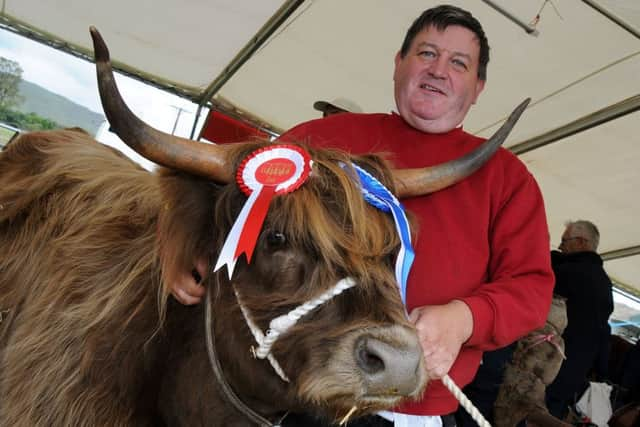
xmin=296 ymin=381 xmax=424 ymax=422
xmin=293 ymin=325 xmax=427 ymax=420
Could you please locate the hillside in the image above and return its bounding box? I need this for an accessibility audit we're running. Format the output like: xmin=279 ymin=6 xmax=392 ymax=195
xmin=17 ymin=80 xmax=105 ymax=135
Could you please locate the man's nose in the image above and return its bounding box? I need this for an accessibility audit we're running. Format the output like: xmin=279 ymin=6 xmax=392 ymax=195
xmin=428 ymin=56 xmax=448 ymax=78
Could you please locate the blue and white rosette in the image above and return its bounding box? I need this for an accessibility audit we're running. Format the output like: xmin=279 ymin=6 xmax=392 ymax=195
xmin=342 ymin=163 xmax=415 ymax=308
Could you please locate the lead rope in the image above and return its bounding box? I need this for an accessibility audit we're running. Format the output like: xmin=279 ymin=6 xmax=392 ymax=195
xmin=205 ymin=287 xmax=280 ymax=427
xmin=442 ymin=374 xmax=492 ymax=427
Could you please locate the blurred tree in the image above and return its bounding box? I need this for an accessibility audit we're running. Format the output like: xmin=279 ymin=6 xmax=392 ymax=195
xmin=0 ymin=57 xmax=24 ymax=109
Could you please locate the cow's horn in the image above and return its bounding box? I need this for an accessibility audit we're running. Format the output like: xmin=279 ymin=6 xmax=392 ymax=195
xmin=393 ymin=98 xmax=531 ymax=198
xmin=90 ymin=26 xmax=235 ymax=182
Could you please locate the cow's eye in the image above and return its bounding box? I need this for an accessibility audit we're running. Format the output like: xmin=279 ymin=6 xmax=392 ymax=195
xmin=266 ymin=231 xmax=287 ymax=248
xmin=385 ymin=253 xmax=397 ymax=268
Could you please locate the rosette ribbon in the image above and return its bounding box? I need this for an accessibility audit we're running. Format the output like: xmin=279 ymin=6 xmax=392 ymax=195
xmin=343 ymin=163 xmax=414 ymax=307
xmin=214 ymin=145 xmax=312 ymax=279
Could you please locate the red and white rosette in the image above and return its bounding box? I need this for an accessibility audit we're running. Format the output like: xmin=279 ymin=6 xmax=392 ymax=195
xmin=214 ymin=144 xmax=312 ymax=278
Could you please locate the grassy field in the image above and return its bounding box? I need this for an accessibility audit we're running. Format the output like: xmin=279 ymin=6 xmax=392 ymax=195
xmin=0 ymin=125 xmax=19 ymax=149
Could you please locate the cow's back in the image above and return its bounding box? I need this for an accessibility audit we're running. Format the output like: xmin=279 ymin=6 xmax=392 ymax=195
xmin=0 ymin=130 xmax=166 ymax=426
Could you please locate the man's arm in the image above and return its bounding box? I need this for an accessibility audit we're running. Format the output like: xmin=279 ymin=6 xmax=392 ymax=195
xmin=461 ymin=165 xmax=554 ymax=351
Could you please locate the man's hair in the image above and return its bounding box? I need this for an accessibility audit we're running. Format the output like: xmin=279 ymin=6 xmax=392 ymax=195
xmin=399 ymin=5 xmax=490 ymax=81
xmin=566 ymin=220 xmax=601 ymax=251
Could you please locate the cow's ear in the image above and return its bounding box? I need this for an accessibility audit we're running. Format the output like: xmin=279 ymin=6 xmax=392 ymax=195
xmin=351 ymin=154 xmax=396 ymax=192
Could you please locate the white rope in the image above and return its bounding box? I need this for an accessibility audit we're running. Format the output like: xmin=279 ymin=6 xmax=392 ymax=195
xmin=442 ymin=374 xmax=492 ymax=427
xmin=257 ymin=277 xmax=356 ymax=358
xmin=238 ymin=302 xmax=290 ymax=382
xmin=236 ymin=277 xmax=356 ymax=382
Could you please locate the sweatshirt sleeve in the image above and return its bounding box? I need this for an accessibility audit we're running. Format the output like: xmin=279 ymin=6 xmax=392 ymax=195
xmin=462 ymin=158 xmax=555 ymax=350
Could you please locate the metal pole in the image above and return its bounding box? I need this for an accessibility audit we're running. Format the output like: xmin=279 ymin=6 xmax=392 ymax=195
xmin=170 ymin=105 xmax=189 ymax=135
xmin=510 ymin=94 xmax=640 ymax=155
xmin=582 ymin=0 xmax=640 ymax=40
xmin=480 ymin=0 xmax=539 ymax=36
xmin=190 ymin=0 xmax=305 ymax=139
xmin=602 ymin=245 xmax=640 ymax=262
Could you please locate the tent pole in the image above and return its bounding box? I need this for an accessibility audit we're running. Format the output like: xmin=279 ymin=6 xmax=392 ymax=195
xmin=582 ymin=0 xmax=640 ymax=40
xmin=190 ymin=103 xmax=205 ymax=139
xmin=196 ymin=0 xmax=304 ymax=106
xmin=190 ymin=0 xmax=304 ymax=139
xmin=480 ymin=1 xmax=539 ymax=36
xmin=509 ymin=94 xmax=640 ymax=155
xmin=602 ymin=246 xmax=640 ymax=262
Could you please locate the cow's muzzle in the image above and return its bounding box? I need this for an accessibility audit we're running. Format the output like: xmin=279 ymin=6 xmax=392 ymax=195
xmin=354 ymin=324 xmax=427 ymax=400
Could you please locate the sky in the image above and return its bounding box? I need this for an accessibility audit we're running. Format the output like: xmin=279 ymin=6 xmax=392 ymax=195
xmin=0 ymin=27 xmax=207 ymax=169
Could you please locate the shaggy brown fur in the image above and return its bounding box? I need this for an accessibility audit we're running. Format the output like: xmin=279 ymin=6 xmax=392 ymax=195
xmin=494 ymin=296 xmax=569 ymax=427
xmin=0 ymin=130 xmax=426 ymax=426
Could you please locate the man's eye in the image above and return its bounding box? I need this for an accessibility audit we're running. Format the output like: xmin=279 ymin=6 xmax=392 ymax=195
xmin=419 ymin=50 xmax=436 ymax=58
xmin=452 ymin=59 xmax=468 ymax=70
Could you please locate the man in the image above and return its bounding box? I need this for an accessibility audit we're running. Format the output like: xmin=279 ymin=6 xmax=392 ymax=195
xmin=313 ymin=97 xmax=363 ymax=117
xmin=545 ymin=220 xmax=614 ymax=420
xmin=173 ymin=5 xmax=554 ymax=426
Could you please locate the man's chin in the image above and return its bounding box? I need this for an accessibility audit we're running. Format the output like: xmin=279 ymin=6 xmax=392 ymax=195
xmin=405 ymin=112 xmax=458 ymax=134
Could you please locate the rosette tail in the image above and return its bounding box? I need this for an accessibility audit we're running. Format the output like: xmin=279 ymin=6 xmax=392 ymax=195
xmin=393 ymin=98 xmax=531 ymax=198
xmin=90 ymin=26 xmax=237 ymax=183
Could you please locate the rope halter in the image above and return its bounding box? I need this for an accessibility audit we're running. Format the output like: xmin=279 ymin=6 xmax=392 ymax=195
xmin=235 ymin=277 xmax=356 ymax=382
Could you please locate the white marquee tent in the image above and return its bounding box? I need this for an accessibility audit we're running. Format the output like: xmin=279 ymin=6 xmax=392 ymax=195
xmin=1 ymin=0 xmax=639 ymax=296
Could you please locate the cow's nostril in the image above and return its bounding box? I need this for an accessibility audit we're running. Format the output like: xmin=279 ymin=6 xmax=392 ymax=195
xmin=352 ymin=327 xmax=426 ymax=398
xmin=356 ymin=339 xmax=385 ymax=374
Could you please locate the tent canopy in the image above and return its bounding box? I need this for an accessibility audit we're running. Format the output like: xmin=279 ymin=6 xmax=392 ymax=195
xmin=2 ymin=0 xmax=639 ymax=294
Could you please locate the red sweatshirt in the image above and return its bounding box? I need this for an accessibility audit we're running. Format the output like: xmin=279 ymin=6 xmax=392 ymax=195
xmin=281 ymin=112 xmax=554 ymax=415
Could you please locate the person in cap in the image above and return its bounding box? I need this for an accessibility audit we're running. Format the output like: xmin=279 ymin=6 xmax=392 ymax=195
xmin=313 ymin=97 xmax=363 ymax=117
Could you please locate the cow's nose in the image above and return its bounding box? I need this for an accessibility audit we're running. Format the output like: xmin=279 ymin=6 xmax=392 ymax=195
xmin=354 ymin=327 xmax=425 ymax=397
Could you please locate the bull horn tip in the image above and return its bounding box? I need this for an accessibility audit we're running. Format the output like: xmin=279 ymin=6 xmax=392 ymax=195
xmin=510 ymin=97 xmax=532 ymax=122
xmin=89 ymin=27 xmax=110 ymax=62
xmin=519 ymin=97 xmax=532 ymax=111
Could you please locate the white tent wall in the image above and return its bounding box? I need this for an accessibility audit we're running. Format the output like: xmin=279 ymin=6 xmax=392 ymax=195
xmin=0 ymin=0 xmax=291 ymax=98
xmin=1 ymin=0 xmax=639 ymax=294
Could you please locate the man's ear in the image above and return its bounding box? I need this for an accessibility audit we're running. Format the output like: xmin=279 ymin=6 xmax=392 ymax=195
xmin=393 ymin=51 xmax=403 ymax=83
xmin=471 ymin=79 xmax=486 ymax=105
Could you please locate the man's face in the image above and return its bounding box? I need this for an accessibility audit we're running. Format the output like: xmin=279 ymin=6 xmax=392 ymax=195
xmin=393 ymin=25 xmax=485 ymax=133
xmin=559 ymin=226 xmax=588 ymax=253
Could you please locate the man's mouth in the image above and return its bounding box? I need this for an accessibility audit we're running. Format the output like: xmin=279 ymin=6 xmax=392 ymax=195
xmin=419 ymin=83 xmax=445 ymax=95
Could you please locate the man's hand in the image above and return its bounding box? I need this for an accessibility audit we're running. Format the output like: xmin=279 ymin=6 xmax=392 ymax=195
xmin=170 ymin=257 xmax=208 ymax=305
xmin=409 ymin=300 xmax=474 ymax=379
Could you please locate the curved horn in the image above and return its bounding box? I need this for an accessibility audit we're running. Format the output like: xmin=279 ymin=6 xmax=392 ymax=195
xmin=393 ymin=98 xmax=531 ymax=198
xmin=90 ymin=26 xmax=236 ymax=182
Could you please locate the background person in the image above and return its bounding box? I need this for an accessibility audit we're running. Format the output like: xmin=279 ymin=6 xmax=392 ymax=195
xmin=545 ymin=220 xmax=614 ymax=420
xmin=313 ymin=97 xmax=363 ymax=117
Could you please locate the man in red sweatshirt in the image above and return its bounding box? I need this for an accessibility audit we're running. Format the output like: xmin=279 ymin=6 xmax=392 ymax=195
xmin=173 ymin=5 xmax=554 ymax=426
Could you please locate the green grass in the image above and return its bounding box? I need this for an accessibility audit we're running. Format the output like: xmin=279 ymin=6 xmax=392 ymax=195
xmin=0 ymin=125 xmax=19 ymax=148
